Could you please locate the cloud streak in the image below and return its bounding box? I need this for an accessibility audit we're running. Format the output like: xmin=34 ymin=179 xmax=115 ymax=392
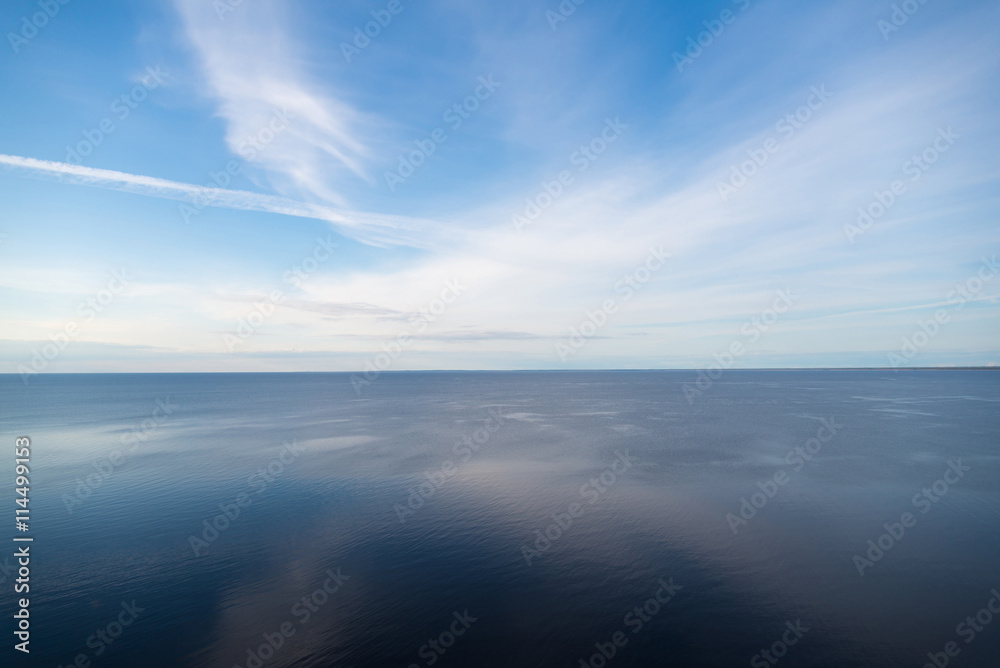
xmin=174 ymin=0 xmax=372 ymax=204
xmin=0 ymin=153 xmax=439 ymax=248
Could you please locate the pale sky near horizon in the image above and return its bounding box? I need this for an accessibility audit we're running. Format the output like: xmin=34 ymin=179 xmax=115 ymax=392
xmin=1 ymin=0 xmax=998 ymax=373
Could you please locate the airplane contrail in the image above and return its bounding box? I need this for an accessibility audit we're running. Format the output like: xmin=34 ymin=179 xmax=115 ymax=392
xmin=0 ymin=153 xmax=439 ymax=248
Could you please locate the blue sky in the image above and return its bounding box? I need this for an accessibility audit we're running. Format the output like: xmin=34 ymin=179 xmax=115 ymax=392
xmin=1 ymin=0 xmax=998 ymax=372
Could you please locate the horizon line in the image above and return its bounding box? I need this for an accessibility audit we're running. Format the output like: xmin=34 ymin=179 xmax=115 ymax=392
xmin=3 ymin=366 xmax=998 ymax=376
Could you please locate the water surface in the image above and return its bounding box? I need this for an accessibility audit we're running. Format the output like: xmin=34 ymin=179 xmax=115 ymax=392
xmin=1 ymin=370 xmax=998 ymax=667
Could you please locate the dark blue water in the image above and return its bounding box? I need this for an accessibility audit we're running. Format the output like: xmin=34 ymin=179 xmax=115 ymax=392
xmin=1 ymin=371 xmax=998 ymax=667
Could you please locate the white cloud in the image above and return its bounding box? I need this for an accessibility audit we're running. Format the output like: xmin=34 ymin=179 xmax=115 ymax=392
xmin=0 ymin=153 xmax=438 ymax=248
xmin=174 ymin=0 xmax=372 ymax=203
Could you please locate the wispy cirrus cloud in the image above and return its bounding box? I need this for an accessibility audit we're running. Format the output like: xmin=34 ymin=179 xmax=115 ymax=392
xmin=174 ymin=0 xmax=373 ymax=204
xmin=0 ymin=153 xmax=439 ymax=248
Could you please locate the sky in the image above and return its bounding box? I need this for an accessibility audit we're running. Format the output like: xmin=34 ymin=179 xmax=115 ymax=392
xmin=0 ymin=0 xmax=998 ymax=374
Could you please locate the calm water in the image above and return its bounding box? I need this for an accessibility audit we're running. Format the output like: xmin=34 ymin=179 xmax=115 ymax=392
xmin=1 ymin=371 xmax=998 ymax=667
